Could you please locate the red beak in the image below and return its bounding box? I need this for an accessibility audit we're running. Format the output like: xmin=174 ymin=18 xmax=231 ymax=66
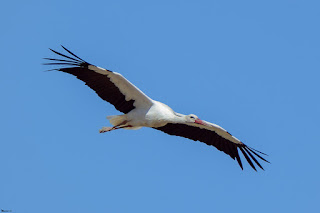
xmin=195 ymin=118 xmax=205 ymax=125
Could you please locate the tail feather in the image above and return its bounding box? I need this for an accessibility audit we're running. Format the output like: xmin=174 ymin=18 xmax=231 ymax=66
xmin=107 ymin=115 xmax=127 ymax=126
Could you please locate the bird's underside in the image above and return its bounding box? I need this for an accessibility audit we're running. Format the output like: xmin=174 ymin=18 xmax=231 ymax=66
xmin=44 ymin=46 xmax=270 ymax=171
xmin=99 ymin=119 xmax=135 ymax=133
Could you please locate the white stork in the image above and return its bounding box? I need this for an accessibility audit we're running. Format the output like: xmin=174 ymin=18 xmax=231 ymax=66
xmin=44 ymin=46 xmax=269 ymax=171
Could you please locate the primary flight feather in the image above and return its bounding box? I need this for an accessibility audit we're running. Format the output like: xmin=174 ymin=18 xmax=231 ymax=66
xmin=45 ymin=46 xmax=269 ymax=171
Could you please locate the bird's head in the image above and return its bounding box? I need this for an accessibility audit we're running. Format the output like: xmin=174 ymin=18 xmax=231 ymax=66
xmin=186 ymin=114 xmax=207 ymax=126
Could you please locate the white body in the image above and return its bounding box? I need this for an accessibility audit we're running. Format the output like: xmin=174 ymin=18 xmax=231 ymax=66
xmin=108 ymin=101 xmax=177 ymax=129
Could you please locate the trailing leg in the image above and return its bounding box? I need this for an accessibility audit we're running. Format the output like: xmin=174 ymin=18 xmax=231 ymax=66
xmin=99 ymin=120 xmax=132 ymax=133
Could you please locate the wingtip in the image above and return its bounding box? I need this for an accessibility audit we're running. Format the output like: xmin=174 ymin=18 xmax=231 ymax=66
xmin=60 ymin=45 xmax=87 ymax=62
xmin=60 ymin=44 xmax=67 ymax=51
xmin=43 ymin=68 xmax=59 ymax=72
xmin=246 ymin=146 xmax=270 ymax=164
xmin=46 ymin=46 xmax=85 ymax=64
xmin=239 ymin=147 xmax=257 ymax=171
xmin=247 ymin=145 xmax=269 ymax=156
xmin=235 ymin=154 xmax=243 ymax=170
xmin=243 ymin=147 xmax=265 ymax=170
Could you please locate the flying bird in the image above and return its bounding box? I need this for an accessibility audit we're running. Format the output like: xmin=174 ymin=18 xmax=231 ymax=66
xmin=44 ymin=46 xmax=269 ymax=171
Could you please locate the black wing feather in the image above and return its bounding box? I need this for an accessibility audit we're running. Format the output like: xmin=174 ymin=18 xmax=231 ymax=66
xmin=243 ymin=147 xmax=264 ymax=170
xmin=61 ymin=45 xmax=86 ymax=62
xmin=44 ymin=47 xmax=135 ymax=113
xmin=239 ymin=147 xmax=256 ymax=171
xmin=154 ymin=123 xmax=269 ymax=170
xmin=48 ymin=48 xmax=83 ymax=63
xmin=43 ymin=58 xmax=80 ymax=63
xmin=246 ymin=147 xmax=270 ymax=163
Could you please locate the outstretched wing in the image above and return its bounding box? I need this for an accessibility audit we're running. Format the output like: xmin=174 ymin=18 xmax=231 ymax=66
xmin=154 ymin=121 xmax=269 ymax=170
xmin=44 ymin=46 xmax=153 ymax=113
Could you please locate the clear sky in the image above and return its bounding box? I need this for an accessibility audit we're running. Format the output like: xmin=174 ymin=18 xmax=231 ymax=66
xmin=1 ymin=0 xmax=319 ymax=212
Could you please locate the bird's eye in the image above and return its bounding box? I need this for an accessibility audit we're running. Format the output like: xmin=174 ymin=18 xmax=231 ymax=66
xmin=190 ymin=116 xmax=194 ymax=119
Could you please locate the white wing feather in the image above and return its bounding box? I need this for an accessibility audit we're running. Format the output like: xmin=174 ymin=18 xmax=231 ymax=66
xmin=88 ymin=65 xmax=154 ymax=109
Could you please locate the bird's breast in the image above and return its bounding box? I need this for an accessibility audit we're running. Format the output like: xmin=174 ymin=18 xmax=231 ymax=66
xmin=145 ymin=101 xmax=176 ymax=127
xmin=127 ymin=101 xmax=175 ymax=128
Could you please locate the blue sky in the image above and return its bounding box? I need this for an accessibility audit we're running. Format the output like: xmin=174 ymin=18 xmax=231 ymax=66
xmin=1 ymin=0 xmax=319 ymax=212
